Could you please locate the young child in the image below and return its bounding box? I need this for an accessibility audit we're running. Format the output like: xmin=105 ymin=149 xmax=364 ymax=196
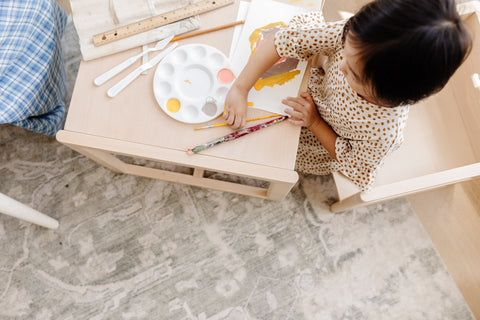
xmin=224 ymin=0 xmax=472 ymax=191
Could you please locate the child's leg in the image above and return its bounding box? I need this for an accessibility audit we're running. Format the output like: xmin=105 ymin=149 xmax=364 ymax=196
xmin=295 ymin=127 xmax=334 ymax=175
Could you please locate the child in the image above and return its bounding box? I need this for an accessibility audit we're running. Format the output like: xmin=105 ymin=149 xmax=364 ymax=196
xmin=224 ymin=0 xmax=472 ymax=190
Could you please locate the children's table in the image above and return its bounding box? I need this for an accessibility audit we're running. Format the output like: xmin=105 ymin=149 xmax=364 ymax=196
xmin=56 ymin=4 xmax=304 ymax=200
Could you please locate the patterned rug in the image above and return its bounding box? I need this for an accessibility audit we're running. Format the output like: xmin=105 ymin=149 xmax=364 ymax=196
xmin=0 ymin=17 xmax=474 ymax=320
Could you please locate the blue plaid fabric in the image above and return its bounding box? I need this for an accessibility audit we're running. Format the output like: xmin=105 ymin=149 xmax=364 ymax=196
xmin=0 ymin=0 xmax=67 ymax=136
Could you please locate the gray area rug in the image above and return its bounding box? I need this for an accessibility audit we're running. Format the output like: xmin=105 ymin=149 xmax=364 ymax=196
xmin=0 ymin=17 xmax=474 ymax=320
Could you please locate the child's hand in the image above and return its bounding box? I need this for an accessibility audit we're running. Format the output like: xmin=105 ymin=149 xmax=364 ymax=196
xmin=224 ymin=85 xmax=248 ymax=129
xmin=282 ymin=92 xmax=321 ymax=128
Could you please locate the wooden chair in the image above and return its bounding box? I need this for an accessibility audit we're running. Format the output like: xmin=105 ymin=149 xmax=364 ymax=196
xmin=331 ymin=2 xmax=480 ymax=212
xmin=0 ymin=193 xmax=59 ymax=229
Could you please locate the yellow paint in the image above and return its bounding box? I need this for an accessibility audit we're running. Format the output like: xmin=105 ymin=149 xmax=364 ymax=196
xmin=248 ymin=102 xmax=254 ymax=107
xmin=184 ymin=79 xmax=192 ymax=84
xmin=249 ymin=22 xmax=286 ymax=60
xmin=249 ymin=22 xmax=301 ymax=90
xmin=253 ymin=70 xmax=301 ymax=91
xmin=166 ymin=98 xmax=181 ymax=113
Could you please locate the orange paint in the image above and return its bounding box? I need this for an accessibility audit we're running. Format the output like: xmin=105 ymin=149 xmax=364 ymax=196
xmin=217 ymin=68 xmax=236 ymax=84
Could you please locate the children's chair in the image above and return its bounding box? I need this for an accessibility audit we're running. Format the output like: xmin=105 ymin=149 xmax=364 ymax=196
xmin=330 ymin=2 xmax=480 ymax=212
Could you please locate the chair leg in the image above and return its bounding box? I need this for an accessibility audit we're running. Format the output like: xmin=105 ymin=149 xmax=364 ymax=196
xmin=330 ymin=193 xmax=365 ymax=213
xmin=0 ymin=193 xmax=59 ymax=229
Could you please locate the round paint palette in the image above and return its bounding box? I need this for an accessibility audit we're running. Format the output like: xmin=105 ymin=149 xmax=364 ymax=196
xmin=153 ymin=44 xmax=236 ymax=124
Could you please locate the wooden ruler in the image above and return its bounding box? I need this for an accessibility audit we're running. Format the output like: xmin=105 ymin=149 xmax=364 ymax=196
xmin=93 ymin=0 xmax=235 ymax=47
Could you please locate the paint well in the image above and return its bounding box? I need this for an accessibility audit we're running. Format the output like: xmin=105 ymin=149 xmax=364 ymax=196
xmin=202 ymin=100 xmax=217 ymax=116
xmin=179 ymin=67 xmax=212 ymax=98
xmin=166 ymin=98 xmax=181 ymax=113
xmin=217 ymin=68 xmax=236 ymax=84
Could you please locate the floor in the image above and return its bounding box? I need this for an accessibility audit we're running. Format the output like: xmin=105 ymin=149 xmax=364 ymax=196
xmin=57 ymin=0 xmax=480 ymax=317
xmin=409 ymin=181 xmax=480 ymax=319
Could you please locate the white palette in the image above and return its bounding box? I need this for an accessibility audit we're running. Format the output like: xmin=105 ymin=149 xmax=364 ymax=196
xmin=153 ymin=44 xmax=236 ymax=124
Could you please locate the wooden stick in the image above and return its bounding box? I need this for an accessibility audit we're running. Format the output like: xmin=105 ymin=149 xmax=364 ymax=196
xmin=171 ymin=20 xmax=245 ymax=42
xmin=194 ymin=114 xmax=282 ymax=130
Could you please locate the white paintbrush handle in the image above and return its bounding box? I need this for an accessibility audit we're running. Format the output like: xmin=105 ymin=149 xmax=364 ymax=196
xmin=94 ymin=36 xmax=174 ymax=86
xmin=106 ymin=43 xmax=177 ymax=98
xmin=94 ymin=55 xmax=141 ymax=86
xmin=107 ymin=67 xmax=144 ymax=98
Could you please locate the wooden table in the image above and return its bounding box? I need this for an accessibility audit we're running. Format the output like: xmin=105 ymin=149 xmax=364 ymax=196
xmin=56 ymin=1 xmax=305 ymax=200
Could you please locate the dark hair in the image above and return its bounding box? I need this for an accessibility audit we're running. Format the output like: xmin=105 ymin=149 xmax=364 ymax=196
xmin=343 ymin=0 xmax=472 ymax=106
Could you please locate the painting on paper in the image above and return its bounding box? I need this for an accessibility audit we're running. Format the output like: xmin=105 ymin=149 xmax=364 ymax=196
xmin=230 ymin=0 xmax=310 ymax=115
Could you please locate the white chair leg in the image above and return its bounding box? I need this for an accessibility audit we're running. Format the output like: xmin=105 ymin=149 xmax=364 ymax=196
xmin=0 ymin=193 xmax=59 ymax=229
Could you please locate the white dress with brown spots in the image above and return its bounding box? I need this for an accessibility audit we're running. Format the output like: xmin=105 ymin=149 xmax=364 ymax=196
xmin=274 ymin=12 xmax=409 ymax=191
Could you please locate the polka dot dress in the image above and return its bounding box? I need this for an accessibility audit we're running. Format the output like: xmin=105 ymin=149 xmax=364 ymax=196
xmin=274 ymin=12 xmax=409 ymax=191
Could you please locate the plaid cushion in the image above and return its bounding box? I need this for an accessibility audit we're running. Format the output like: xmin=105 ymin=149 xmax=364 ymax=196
xmin=0 ymin=0 xmax=67 ymax=136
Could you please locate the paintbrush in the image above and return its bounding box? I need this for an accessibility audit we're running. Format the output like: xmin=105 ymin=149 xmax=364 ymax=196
xmin=187 ymin=115 xmax=289 ymax=154
xmin=194 ymin=113 xmax=282 ymax=130
xmin=171 ymin=20 xmax=244 ymax=42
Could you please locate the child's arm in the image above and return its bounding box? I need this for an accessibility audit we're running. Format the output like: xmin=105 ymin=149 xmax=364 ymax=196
xmin=282 ymin=92 xmax=338 ymax=160
xmin=224 ymin=34 xmax=281 ymax=129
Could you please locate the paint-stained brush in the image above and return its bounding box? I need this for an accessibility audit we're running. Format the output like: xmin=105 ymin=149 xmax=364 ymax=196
xmin=187 ymin=115 xmax=289 ymax=154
